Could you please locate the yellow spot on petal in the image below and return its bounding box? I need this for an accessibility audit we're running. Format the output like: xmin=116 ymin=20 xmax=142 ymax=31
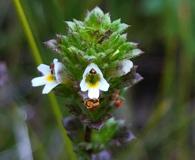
xmin=85 ymin=72 xmax=100 ymax=89
xmin=87 ymin=82 xmax=100 ymax=89
xmin=45 ymin=74 xmax=54 ymax=82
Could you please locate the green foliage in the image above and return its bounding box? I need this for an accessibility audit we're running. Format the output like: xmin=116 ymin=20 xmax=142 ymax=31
xmin=49 ymin=7 xmax=142 ymax=81
xmin=92 ymin=118 xmax=119 ymax=146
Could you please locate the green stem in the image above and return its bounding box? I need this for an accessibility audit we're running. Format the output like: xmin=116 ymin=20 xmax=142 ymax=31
xmin=12 ymin=0 xmax=77 ymax=159
xmin=12 ymin=0 xmax=42 ymax=64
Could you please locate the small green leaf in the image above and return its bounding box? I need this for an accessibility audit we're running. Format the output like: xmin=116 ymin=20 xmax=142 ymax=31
xmin=91 ymin=118 xmax=119 ymax=145
xmin=66 ymin=21 xmax=76 ymax=31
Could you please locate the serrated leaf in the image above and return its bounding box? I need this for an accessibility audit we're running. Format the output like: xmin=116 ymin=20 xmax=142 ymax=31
xmin=129 ymin=42 xmax=138 ymax=47
xmin=86 ymin=7 xmax=104 ymax=20
xmin=66 ymin=21 xmax=76 ymax=31
xmin=121 ymin=33 xmax=127 ymax=40
xmin=85 ymin=7 xmax=104 ymax=28
xmin=92 ymin=118 xmax=119 ymax=145
xmin=118 ymin=23 xmax=129 ymax=33
xmin=68 ymin=46 xmax=84 ymax=55
xmin=73 ymin=19 xmax=84 ymax=27
xmin=103 ymin=13 xmax=111 ymax=24
xmin=124 ymin=48 xmax=144 ymax=59
xmin=110 ymin=19 xmax=121 ymax=31
xmin=131 ymin=48 xmax=144 ymax=57
xmin=110 ymin=42 xmax=132 ymax=60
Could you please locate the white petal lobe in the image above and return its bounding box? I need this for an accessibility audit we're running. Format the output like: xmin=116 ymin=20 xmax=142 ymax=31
xmin=31 ymin=77 xmax=46 ymax=87
xmin=88 ymin=88 xmax=99 ymax=99
xmin=123 ymin=60 xmax=133 ymax=74
xmin=118 ymin=59 xmax=133 ymax=76
xmin=80 ymin=79 xmax=88 ymax=91
xmin=37 ymin=64 xmax=50 ymax=75
xmin=42 ymin=82 xmax=60 ymax=94
xmin=53 ymin=59 xmax=64 ymax=82
xmin=99 ymin=78 xmax=110 ymax=91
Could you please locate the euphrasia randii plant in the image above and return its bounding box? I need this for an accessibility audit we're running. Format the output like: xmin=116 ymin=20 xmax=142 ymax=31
xmin=32 ymin=7 xmax=143 ymax=160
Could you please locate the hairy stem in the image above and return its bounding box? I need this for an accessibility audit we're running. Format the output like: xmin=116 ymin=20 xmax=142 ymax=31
xmin=85 ymin=126 xmax=92 ymax=142
xmin=84 ymin=126 xmax=93 ymax=157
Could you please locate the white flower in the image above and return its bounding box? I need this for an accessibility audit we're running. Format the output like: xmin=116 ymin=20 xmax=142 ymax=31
xmin=117 ymin=59 xmax=133 ymax=76
xmin=80 ymin=63 xmax=109 ymax=99
xmin=31 ymin=59 xmax=64 ymax=94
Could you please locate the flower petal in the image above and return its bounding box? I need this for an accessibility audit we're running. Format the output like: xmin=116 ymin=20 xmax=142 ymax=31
xmin=42 ymin=82 xmax=60 ymax=94
xmin=53 ymin=59 xmax=64 ymax=82
xmin=118 ymin=59 xmax=133 ymax=76
xmin=37 ymin=64 xmax=50 ymax=75
xmin=83 ymin=63 xmax=103 ymax=77
xmin=31 ymin=77 xmax=46 ymax=87
xmin=99 ymin=78 xmax=110 ymax=91
xmin=80 ymin=79 xmax=88 ymax=91
xmin=88 ymin=88 xmax=99 ymax=99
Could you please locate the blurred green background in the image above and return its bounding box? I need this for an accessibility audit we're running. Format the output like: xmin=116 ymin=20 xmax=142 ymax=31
xmin=0 ymin=0 xmax=195 ymax=160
